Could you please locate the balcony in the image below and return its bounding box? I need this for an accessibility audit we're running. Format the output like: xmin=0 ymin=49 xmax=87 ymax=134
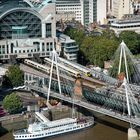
xmin=64 ymin=48 xmax=79 ymax=53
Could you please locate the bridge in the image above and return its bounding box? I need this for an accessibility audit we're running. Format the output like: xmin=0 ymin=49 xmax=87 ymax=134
xmin=27 ymin=84 xmax=140 ymax=126
xmin=20 ymin=42 xmax=140 ymax=127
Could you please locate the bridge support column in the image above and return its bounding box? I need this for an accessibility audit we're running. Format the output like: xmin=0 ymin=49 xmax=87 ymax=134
xmin=128 ymin=128 xmax=139 ymax=140
xmin=74 ymin=78 xmax=83 ymax=98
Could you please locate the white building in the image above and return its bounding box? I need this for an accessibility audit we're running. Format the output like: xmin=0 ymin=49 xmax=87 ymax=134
xmin=0 ymin=0 xmax=56 ymax=61
xmin=133 ymin=0 xmax=140 ymax=12
xmin=55 ymin=0 xmax=82 ymax=23
xmin=57 ymin=34 xmax=79 ymax=62
xmin=106 ymin=0 xmax=113 ymax=15
xmin=112 ymin=0 xmax=133 ymax=19
xmin=110 ymin=15 xmax=140 ymax=34
xmin=97 ymin=0 xmax=107 ymax=24
xmin=55 ymin=0 xmax=107 ymax=25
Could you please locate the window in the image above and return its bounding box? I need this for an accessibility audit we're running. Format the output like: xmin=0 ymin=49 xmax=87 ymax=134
xmin=46 ymin=23 xmax=52 ymax=37
xmin=42 ymin=43 xmax=45 ymax=51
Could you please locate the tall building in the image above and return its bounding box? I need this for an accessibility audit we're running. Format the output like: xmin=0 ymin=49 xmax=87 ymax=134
xmin=97 ymin=0 xmax=106 ymax=24
xmin=106 ymin=0 xmax=113 ymax=15
xmin=0 ymin=0 xmax=56 ymax=61
xmin=55 ymin=0 xmax=107 ymax=25
xmin=55 ymin=0 xmax=82 ymax=23
xmin=133 ymin=0 xmax=140 ymax=13
xmin=112 ymin=0 xmax=133 ymax=19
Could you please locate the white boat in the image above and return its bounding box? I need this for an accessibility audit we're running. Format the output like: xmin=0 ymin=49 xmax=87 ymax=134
xmin=13 ymin=115 xmax=94 ymax=140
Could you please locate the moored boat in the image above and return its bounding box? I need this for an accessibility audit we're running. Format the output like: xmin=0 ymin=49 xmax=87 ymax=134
xmin=13 ymin=115 xmax=94 ymax=140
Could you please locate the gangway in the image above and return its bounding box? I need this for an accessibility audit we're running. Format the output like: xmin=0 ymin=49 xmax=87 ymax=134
xmin=35 ymin=112 xmax=50 ymax=123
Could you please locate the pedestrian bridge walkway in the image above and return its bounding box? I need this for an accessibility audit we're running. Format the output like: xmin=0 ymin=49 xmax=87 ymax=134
xmin=28 ymin=84 xmax=140 ymax=127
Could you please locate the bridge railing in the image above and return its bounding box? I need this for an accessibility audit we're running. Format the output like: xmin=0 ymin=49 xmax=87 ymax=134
xmin=27 ymin=84 xmax=140 ymax=126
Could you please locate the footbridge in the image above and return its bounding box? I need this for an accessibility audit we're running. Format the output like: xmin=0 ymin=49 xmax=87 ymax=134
xmin=28 ymin=84 xmax=140 ymax=126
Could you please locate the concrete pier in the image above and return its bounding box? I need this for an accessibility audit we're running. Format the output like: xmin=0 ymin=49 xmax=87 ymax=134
xmin=128 ymin=128 xmax=139 ymax=140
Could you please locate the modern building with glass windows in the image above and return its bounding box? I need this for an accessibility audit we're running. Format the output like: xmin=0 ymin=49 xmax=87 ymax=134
xmin=0 ymin=0 xmax=56 ymax=61
xmin=55 ymin=0 xmax=82 ymax=23
xmin=55 ymin=0 xmax=106 ymax=25
xmin=57 ymin=34 xmax=79 ymax=62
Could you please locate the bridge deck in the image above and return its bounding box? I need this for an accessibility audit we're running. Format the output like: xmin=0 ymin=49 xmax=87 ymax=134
xmin=29 ymin=85 xmax=140 ymax=126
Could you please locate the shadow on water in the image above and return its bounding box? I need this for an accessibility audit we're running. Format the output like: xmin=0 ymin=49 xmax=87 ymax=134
xmin=95 ymin=117 xmax=128 ymax=133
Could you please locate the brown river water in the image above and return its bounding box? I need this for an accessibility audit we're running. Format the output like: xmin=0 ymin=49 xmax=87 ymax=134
xmin=0 ymin=115 xmax=128 ymax=140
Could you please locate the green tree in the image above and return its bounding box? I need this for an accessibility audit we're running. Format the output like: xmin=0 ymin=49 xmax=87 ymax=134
xmin=6 ymin=65 xmax=24 ymax=87
xmin=3 ymin=92 xmax=23 ymax=114
xmin=119 ymin=31 xmax=140 ymax=54
xmin=64 ymin=28 xmax=85 ymax=46
xmin=80 ymin=36 xmax=119 ymax=67
xmin=65 ymin=27 xmax=120 ymax=67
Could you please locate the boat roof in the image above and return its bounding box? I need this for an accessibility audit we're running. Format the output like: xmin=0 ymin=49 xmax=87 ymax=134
xmin=47 ymin=118 xmax=76 ymax=127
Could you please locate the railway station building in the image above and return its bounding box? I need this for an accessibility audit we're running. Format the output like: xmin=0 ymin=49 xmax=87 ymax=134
xmin=0 ymin=0 xmax=56 ymax=62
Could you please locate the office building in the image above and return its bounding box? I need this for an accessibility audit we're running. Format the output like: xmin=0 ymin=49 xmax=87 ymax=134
xmin=110 ymin=15 xmax=140 ymax=34
xmin=55 ymin=0 xmax=107 ymax=25
xmin=112 ymin=0 xmax=133 ymax=19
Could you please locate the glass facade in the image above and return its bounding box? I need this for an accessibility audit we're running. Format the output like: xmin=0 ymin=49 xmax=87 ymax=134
xmin=0 ymin=10 xmax=42 ymax=39
xmin=93 ymin=0 xmax=97 ymax=22
xmin=83 ymin=0 xmax=89 ymax=25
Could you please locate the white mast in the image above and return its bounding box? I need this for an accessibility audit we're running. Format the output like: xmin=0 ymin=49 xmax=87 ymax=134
xmin=118 ymin=41 xmax=129 ymax=82
xmin=47 ymin=45 xmax=61 ymax=105
xmin=123 ymin=78 xmax=131 ymax=117
xmin=118 ymin=42 xmax=123 ymax=74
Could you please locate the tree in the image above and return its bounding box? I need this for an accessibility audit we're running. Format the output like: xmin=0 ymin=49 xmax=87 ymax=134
xmin=3 ymin=92 xmax=23 ymax=114
xmin=65 ymin=27 xmax=120 ymax=67
xmin=80 ymin=35 xmax=119 ymax=67
xmin=119 ymin=31 xmax=140 ymax=54
xmin=64 ymin=28 xmax=85 ymax=46
xmin=6 ymin=65 xmax=24 ymax=87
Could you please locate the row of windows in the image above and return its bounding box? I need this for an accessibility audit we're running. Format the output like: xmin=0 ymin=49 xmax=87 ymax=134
xmin=14 ymin=48 xmax=53 ymax=54
xmin=111 ymin=24 xmax=140 ymax=29
xmin=16 ymin=125 xmax=82 ymax=138
xmin=56 ymin=5 xmax=80 ymax=7
xmin=0 ymin=42 xmax=53 ymax=54
xmin=57 ymin=8 xmax=81 ymax=10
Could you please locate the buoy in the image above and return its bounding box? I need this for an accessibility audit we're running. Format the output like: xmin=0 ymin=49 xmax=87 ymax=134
xmin=128 ymin=128 xmax=139 ymax=140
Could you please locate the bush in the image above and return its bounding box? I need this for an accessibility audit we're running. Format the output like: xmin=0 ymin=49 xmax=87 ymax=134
xmin=3 ymin=92 xmax=23 ymax=114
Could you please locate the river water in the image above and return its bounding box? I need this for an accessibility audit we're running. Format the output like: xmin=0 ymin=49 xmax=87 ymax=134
xmin=0 ymin=115 xmax=128 ymax=140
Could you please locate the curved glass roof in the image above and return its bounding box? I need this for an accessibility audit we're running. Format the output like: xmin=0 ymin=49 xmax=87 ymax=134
xmin=0 ymin=0 xmax=53 ymax=16
xmin=0 ymin=0 xmax=31 ymax=16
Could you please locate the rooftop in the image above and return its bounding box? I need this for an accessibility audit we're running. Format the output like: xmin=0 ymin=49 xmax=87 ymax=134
xmin=47 ymin=117 xmax=76 ymax=127
xmin=58 ymin=34 xmax=75 ymax=43
xmin=0 ymin=0 xmax=53 ymax=17
xmin=0 ymin=0 xmax=30 ymax=16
